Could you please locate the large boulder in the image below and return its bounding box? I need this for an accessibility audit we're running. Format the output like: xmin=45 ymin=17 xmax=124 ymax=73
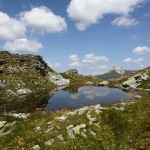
xmin=122 ymin=73 xmax=149 ymax=88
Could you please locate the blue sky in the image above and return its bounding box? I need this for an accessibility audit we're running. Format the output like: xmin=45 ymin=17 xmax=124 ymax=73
xmin=0 ymin=0 xmax=150 ymax=75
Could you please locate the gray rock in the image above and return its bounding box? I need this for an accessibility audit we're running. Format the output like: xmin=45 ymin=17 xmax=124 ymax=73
xmin=32 ymin=145 xmax=40 ymax=150
xmin=56 ymin=115 xmax=67 ymax=121
xmin=44 ymin=139 xmax=54 ymax=146
xmin=48 ymin=72 xmax=70 ymax=86
xmin=16 ymin=88 xmax=32 ymax=95
xmin=99 ymin=81 xmax=109 ymax=86
xmin=57 ymin=134 xmax=64 ymax=141
xmin=72 ymin=124 xmax=86 ymax=135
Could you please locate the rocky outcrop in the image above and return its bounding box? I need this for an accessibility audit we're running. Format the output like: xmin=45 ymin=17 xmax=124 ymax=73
xmin=0 ymin=51 xmax=70 ymax=100
xmin=66 ymin=69 xmax=78 ymax=74
xmin=99 ymin=80 xmax=109 ymax=86
xmin=122 ymin=72 xmax=149 ymax=89
xmin=48 ymin=72 xmax=70 ymax=86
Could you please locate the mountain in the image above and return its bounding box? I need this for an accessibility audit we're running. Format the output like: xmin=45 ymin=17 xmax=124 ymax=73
xmin=96 ymin=66 xmax=135 ymax=80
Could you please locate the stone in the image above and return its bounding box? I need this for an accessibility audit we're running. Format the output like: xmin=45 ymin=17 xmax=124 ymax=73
xmin=36 ymin=126 xmax=41 ymax=131
xmin=44 ymin=139 xmax=54 ymax=146
xmin=99 ymin=81 xmax=109 ymax=86
xmin=134 ymin=95 xmax=142 ymax=99
xmin=44 ymin=127 xmax=53 ymax=133
xmin=56 ymin=115 xmax=67 ymax=121
xmin=57 ymin=134 xmax=64 ymax=141
xmin=32 ymin=145 xmax=40 ymax=150
xmin=46 ymin=122 xmax=52 ymax=125
xmin=81 ymin=132 xmax=87 ymax=138
xmin=0 ymin=121 xmax=7 ymax=129
xmin=90 ymin=131 xmax=96 ymax=137
xmin=72 ymin=124 xmax=86 ymax=135
xmin=16 ymin=88 xmax=32 ymax=95
xmin=9 ymin=113 xmax=30 ymax=119
xmin=85 ymin=81 xmax=93 ymax=85
xmin=67 ymin=129 xmax=75 ymax=139
xmin=78 ymin=106 xmax=89 ymax=115
xmin=48 ymin=72 xmax=70 ymax=86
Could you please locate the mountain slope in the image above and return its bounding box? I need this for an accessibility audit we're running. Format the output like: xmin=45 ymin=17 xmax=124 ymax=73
xmin=96 ymin=67 xmax=135 ymax=80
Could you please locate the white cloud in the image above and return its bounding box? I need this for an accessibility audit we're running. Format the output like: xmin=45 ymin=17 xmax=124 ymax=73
xmin=82 ymin=53 xmax=109 ymax=63
xmin=47 ymin=61 xmax=61 ymax=68
xmin=133 ymin=46 xmax=150 ymax=54
xmin=112 ymin=16 xmax=138 ymax=27
xmin=123 ymin=58 xmax=132 ymax=63
xmin=20 ymin=6 xmax=67 ymax=34
xmin=0 ymin=11 xmax=26 ymax=41
xmin=69 ymin=54 xmax=79 ymax=62
xmin=69 ymin=61 xmax=82 ymax=67
xmin=134 ymin=58 xmax=144 ymax=64
xmin=123 ymin=57 xmax=144 ymax=67
xmin=67 ymin=0 xmax=143 ymax=30
xmin=3 ymin=38 xmax=43 ymax=52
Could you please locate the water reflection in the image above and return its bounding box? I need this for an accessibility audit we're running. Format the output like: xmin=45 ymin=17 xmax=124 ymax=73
xmin=45 ymin=86 xmax=132 ymax=112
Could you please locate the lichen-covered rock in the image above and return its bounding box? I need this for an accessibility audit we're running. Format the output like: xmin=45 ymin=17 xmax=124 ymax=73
xmin=122 ymin=72 xmax=149 ymax=88
xmin=44 ymin=139 xmax=54 ymax=146
xmin=72 ymin=124 xmax=86 ymax=135
xmin=32 ymin=145 xmax=40 ymax=150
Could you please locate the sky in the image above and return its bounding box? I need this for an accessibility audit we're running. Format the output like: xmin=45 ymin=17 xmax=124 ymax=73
xmin=0 ymin=0 xmax=150 ymax=75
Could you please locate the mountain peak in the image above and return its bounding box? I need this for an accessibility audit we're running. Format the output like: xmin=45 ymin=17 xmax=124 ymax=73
xmin=110 ymin=66 xmax=125 ymax=75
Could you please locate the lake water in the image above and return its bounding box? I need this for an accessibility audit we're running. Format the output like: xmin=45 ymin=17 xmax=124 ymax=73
xmin=45 ymin=86 xmax=132 ymax=111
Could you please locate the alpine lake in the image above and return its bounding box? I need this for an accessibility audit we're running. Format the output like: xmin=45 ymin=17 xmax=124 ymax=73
xmin=0 ymin=85 xmax=133 ymax=113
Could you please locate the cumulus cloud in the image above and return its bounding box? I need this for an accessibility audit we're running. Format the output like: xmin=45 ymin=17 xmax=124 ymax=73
xmin=133 ymin=46 xmax=150 ymax=54
xmin=20 ymin=6 xmax=67 ymax=34
xmin=3 ymin=38 xmax=43 ymax=52
xmin=69 ymin=54 xmax=79 ymax=62
xmin=123 ymin=57 xmax=144 ymax=67
xmin=82 ymin=53 xmax=109 ymax=63
xmin=134 ymin=58 xmax=144 ymax=64
xmin=111 ymin=16 xmax=138 ymax=27
xmin=123 ymin=58 xmax=132 ymax=63
xmin=0 ymin=11 xmax=26 ymax=41
xmin=69 ymin=61 xmax=82 ymax=67
xmin=47 ymin=61 xmax=61 ymax=68
xmin=67 ymin=0 xmax=143 ymax=30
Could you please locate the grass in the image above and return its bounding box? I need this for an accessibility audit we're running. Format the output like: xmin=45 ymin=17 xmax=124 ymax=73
xmin=0 ymin=91 xmax=150 ymax=150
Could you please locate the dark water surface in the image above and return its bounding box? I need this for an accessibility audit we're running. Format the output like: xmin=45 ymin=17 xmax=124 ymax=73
xmin=45 ymin=86 xmax=132 ymax=111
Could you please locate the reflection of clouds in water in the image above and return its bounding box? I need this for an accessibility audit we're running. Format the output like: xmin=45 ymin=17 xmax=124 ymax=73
xmin=70 ymin=94 xmax=79 ymax=100
xmin=83 ymin=90 xmax=109 ymax=100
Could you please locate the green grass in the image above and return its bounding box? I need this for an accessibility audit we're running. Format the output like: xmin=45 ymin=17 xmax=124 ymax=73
xmin=0 ymin=91 xmax=150 ymax=150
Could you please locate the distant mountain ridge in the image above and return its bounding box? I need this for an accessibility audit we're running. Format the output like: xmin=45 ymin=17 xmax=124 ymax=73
xmin=96 ymin=66 xmax=136 ymax=80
